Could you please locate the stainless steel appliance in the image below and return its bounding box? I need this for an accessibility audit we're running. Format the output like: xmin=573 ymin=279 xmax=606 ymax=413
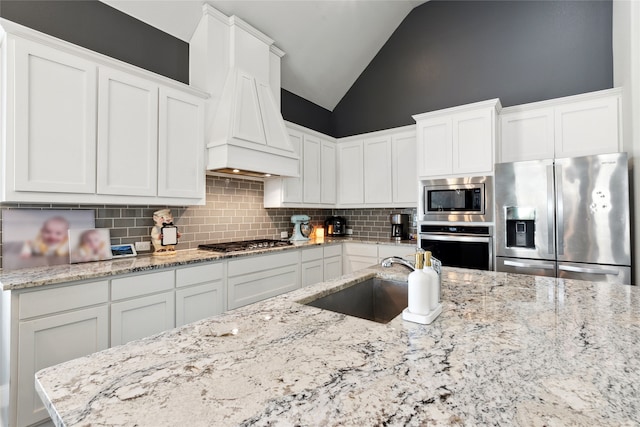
xmin=325 ymin=216 xmax=347 ymax=236
xmin=495 ymin=152 xmax=631 ymax=284
xmin=419 ymin=224 xmax=493 ymax=271
xmin=198 ymin=239 xmax=292 ymax=252
xmin=420 ymin=176 xmax=492 ymax=222
xmin=390 ymin=214 xmax=409 ymax=240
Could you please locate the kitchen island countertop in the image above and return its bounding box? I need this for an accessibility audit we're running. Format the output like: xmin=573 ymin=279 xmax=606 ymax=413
xmin=0 ymin=237 xmax=415 ymax=291
xmin=35 ymin=266 xmax=640 ymax=426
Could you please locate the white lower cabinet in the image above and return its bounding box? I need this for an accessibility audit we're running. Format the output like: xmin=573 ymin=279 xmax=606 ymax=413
xmin=323 ymin=245 xmax=343 ymax=281
xmin=16 ymin=281 xmax=109 ymax=427
xmin=110 ymin=270 xmax=175 ymax=346
xmin=175 ymin=263 xmax=225 ymax=327
xmin=343 ymin=243 xmax=416 ymax=274
xmin=301 ymin=247 xmax=324 ymax=287
xmin=227 ymin=251 xmax=300 ymax=309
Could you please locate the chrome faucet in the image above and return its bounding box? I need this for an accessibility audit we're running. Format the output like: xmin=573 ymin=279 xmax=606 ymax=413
xmin=381 ymin=256 xmax=416 ymax=271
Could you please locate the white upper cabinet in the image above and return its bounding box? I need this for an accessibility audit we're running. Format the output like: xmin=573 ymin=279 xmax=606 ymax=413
xmin=158 ymin=87 xmax=205 ymax=198
xmin=320 ymin=140 xmax=337 ymax=204
xmin=363 ymin=136 xmax=393 ymax=204
xmin=391 ymin=131 xmax=417 ymax=205
xmin=97 ymin=67 xmax=159 ymax=197
xmin=414 ymin=99 xmax=501 ymax=179
xmin=0 ymin=20 xmax=207 ymax=205
xmin=303 ymin=135 xmax=322 ymax=204
xmin=499 ymin=88 xmax=622 ymax=162
xmin=263 ymin=124 xmax=336 ymax=208
xmin=12 ymin=38 xmax=97 ymax=194
xmin=337 ymin=140 xmax=365 ymax=205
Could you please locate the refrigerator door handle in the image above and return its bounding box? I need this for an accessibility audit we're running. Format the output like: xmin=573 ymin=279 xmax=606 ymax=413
xmin=558 ymin=265 xmax=620 ymax=276
xmin=504 ymin=260 xmax=555 ymax=270
xmin=555 ymin=164 xmax=564 ymax=255
xmin=547 ymin=165 xmax=555 ymax=255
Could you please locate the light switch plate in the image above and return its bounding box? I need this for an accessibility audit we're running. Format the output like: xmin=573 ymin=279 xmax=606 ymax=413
xmin=135 ymin=241 xmax=151 ymax=251
xmin=280 ymin=231 xmax=288 ymax=239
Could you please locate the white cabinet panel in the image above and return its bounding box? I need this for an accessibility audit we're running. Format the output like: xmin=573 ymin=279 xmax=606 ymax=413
xmin=417 ymin=118 xmax=452 ymax=178
xmin=303 ymin=135 xmax=321 ymax=204
xmin=282 ymin=130 xmax=304 ymax=203
xmin=97 ymin=67 xmax=158 ymax=196
xmin=301 ymin=259 xmax=324 ymax=287
xmin=111 ymin=270 xmax=175 ymax=301
xmin=364 ymin=136 xmax=393 ymax=204
xmin=111 ymin=292 xmax=175 ymax=346
xmin=158 ymin=87 xmax=205 ymax=199
xmin=321 ymin=140 xmax=337 ymax=204
xmin=13 ymin=38 xmax=97 ymax=194
xmin=337 ymin=141 xmax=364 ymax=205
xmin=391 ymin=132 xmax=417 ymax=205
xmin=17 ymin=306 xmax=108 ymax=426
xmin=554 ymin=96 xmax=620 ymax=158
xmin=323 ymin=256 xmax=343 ymax=281
xmin=452 ymin=109 xmax=493 ymax=174
xmin=176 ymin=282 xmax=225 ymax=327
xmin=500 ymin=108 xmax=555 ymax=162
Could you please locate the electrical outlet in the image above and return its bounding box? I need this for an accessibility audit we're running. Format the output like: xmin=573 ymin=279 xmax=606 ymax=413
xmin=280 ymin=231 xmax=289 ymax=239
xmin=135 ymin=241 xmax=151 ymax=251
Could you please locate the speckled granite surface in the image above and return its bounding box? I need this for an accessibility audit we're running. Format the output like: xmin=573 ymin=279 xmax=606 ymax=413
xmin=0 ymin=238 xmax=416 ymax=291
xmin=35 ymin=266 xmax=640 ymax=426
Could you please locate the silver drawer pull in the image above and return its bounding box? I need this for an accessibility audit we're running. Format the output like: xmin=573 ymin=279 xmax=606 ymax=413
xmin=504 ymin=260 xmax=555 ymax=270
xmin=558 ymin=265 xmax=619 ymax=276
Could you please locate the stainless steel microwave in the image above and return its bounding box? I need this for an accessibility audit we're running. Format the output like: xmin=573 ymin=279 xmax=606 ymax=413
xmin=421 ymin=176 xmax=493 ymax=222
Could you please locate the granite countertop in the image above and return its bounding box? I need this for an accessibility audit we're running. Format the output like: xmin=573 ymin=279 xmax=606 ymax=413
xmin=35 ymin=266 xmax=640 ymax=426
xmin=0 ymin=237 xmax=416 ymax=291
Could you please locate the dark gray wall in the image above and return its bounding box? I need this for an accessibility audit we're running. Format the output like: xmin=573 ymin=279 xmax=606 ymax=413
xmin=331 ymin=0 xmax=613 ymax=138
xmin=0 ymin=0 xmax=189 ymax=84
xmin=281 ymin=89 xmax=333 ymax=135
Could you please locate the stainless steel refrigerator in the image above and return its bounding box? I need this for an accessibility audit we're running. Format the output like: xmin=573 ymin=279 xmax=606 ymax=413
xmin=495 ymin=152 xmax=631 ymax=284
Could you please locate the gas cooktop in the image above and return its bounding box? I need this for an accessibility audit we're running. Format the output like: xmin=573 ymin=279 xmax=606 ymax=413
xmin=198 ymin=239 xmax=292 ymax=253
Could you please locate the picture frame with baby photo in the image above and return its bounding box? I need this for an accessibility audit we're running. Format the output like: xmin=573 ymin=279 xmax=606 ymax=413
xmin=69 ymin=228 xmax=113 ymax=264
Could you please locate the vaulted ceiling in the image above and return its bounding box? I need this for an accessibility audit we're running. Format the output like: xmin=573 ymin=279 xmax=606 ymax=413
xmin=100 ymin=0 xmax=426 ymax=111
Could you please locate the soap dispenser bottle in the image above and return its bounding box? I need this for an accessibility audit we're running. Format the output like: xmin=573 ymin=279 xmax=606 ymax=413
xmin=423 ymin=251 xmax=440 ymax=311
xmin=407 ymin=253 xmax=431 ymax=316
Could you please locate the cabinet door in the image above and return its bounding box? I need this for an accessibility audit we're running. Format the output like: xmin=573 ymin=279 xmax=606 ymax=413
xmin=343 ymin=255 xmax=378 ymax=274
xmin=452 ymin=109 xmax=493 ymax=174
xmin=158 ymin=87 xmax=205 ymax=199
xmin=391 ymin=132 xmax=417 ymax=205
xmin=97 ymin=67 xmax=158 ymax=196
xmin=554 ymin=96 xmax=621 ymax=158
xmin=323 ymin=256 xmax=343 ymax=281
xmin=364 ymin=136 xmax=393 ymax=204
xmin=303 ymin=135 xmax=322 ymax=204
xmin=17 ymin=306 xmax=108 ymax=426
xmin=321 ymin=140 xmax=337 ymax=204
xmin=111 ymin=292 xmax=175 ymax=346
xmin=13 ymin=38 xmax=97 ymax=194
xmin=416 ymin=117 xmax=452 ymax=177
xmin=301 ymin=259 xmax=324 ymax=287
xmin=500 ymin=108 xmax=555 ymax=162
xmin=337 ymin=141 xmax=364 ymax=205
xmin=176 ymin=282 xmax=225 ymax=327
xmin=283 ymin=129 xmax=304 ymax=203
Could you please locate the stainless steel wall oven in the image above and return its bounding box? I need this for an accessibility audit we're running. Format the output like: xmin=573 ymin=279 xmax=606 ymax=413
xmin=419 ymin=224 xmax=493 ymax=271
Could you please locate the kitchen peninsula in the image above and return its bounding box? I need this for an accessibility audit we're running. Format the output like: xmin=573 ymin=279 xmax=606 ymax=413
xmin=35 ymin=266 xmax=640 ymax=426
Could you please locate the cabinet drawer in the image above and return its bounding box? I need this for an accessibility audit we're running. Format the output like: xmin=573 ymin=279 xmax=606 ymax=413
xmin=343 ymin=243 xmax=377 ymax=257
xmin=176 ymin=262 xmax=223 ymax=288
xmin=111 ymin=270 xmax=175 ymax=301
xmin=228 ymin=251 xmax=298 ymax=277
xmin=323 ymin=244 xmax=342 ymax=258
xmin=301 ymin=247 xmax=323 ymax=262
xmin=19 ymin=281 xmax=109 ymax=319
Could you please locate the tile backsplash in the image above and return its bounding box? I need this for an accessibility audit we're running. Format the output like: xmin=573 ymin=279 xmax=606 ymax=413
xmin=0 ymin=175 xmax=416 ymax=268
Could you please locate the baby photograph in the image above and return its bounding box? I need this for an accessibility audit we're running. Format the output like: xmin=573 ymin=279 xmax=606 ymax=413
xmin=69 ymin=228 xmax=113 ymax=263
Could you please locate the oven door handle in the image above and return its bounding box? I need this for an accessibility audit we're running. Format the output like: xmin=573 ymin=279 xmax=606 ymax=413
xmin=504 ymin=260 xmax=556 ymax=270
xmin=420 ymin=234 xmax=491 ymax=244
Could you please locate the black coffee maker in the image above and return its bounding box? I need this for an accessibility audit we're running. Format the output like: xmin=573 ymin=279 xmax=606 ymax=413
xmin=325 ymin=216 xmax=347 ymax=236
xmin=390 ymin=214 xmax=409 ymax=240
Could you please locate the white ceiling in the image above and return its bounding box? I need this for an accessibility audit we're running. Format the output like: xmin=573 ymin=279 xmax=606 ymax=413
xmin=100 ymin=0 xmax=425 ymax=111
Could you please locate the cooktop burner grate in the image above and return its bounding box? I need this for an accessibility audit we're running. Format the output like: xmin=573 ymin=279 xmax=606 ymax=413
xmin=198 ymin=239 xmax=292 ymax=253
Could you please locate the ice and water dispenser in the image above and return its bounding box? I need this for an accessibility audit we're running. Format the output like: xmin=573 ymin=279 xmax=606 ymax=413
xmin=505 ymin=207 xmax=535 ymax=249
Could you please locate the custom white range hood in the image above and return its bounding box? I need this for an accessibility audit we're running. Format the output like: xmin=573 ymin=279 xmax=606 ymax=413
xmin=190 ymin=5 xmax=297 ymax=178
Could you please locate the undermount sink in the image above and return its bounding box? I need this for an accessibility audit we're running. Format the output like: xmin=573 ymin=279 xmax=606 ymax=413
xmin=305 ymin=278 xmax=408 ymax=324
